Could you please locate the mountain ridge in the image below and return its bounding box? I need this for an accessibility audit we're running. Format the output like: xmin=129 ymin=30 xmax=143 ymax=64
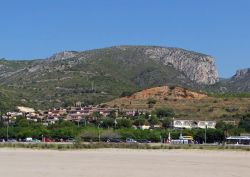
xmin=0 ymin=45 xmax=249 ymax=110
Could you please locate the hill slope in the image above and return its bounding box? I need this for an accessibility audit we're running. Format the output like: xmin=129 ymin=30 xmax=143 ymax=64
xmin=207 ymin=68 xmax=250 ymax=93
xmin=0 ymin=46 xmax=219 ymax=109
xmin=222 ymin=68 xmax=250 ymax=92
xmin=106 ymin=85 xmax=250 ymax=120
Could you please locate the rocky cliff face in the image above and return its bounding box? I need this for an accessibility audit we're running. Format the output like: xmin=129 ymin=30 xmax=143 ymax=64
xmin=143 ymin=47 xmax=218 ymax=85
xmin=232 ymin=68 xmax=250 ymax=79
xmin=211 ymin=68 xmax=250 ymax=92
xmin=48 ymin=51 xmax=77 ymax=61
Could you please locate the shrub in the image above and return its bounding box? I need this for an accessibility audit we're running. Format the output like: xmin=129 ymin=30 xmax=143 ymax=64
xmin=169 ymin=86 xmax=176 ymax=90
xmin=147 ymin=98 xmax=157 ymax=105
xmin=120 ymin=91 xmax=134 ymax=97
xmin=154 ymin=107 xmax=175 ymax=118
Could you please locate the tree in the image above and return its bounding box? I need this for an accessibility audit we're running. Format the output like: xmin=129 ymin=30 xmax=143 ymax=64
xmin=206 ymin=129 xmax=225 ymax=143
xmin=101 ymin=118 xmax=115 ymax=129
xmin=161 ymin=117 xmax=172 ymax=128
xmin=147 ymin=98 xmax=157 ymax=108
xmin=73 ymin=134 xmax=82 ymax=148
xmin=192 ymin=128 xmax=225 ymax=144
xmin=148 ymin=115 xmax=159 ymax=126
xmin=80 ymin=128 xmax=99 ymax=141
xmin=147 ymin=98 xmax=157 ymax=104
xmin=100 ymin=130 xmax=120 ymax=140
xmin=144 ymin=112 xmax=150 ymax=119
xmin=62 ymin=99 xmax=74 ymax=107
xmin=134 ymin=118 xmax=147 ymax=126
xmin=154 ymin=107 xmax=175 ymax=118
xmin=117 ymin=119 xmax=132 ymax=129
xmin=120 ymin=91 xmax=134 ymax=97
xmin=93 ymin=112 xmax=102 ymax=119
xmin=108 ymin=110 xmax=117 ymax=119
xmin=0 ymin=118 xmax=4 ymax=128
xmin=216 ymin=120 xmax=238 ymax=136
xmin=239 ymin=115 xmax=250 ymax=132
xmin=50 ymin=126 xmax=77 ymax=139
xmin=0 ymin=122 xmax=4 ymax=128
xmin=15 ymin=116 xmax=29 ymax=127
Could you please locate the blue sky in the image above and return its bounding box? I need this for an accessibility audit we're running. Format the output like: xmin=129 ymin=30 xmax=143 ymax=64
xmin=0 ymin=0 xmax=249 ymax=78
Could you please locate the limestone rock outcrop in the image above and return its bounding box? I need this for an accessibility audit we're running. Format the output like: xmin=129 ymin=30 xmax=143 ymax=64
xmin=143 ymin=47 xmax=218 ymax=85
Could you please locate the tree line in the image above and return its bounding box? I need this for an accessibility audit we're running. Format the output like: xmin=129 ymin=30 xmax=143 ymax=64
xmin=0 ymin=108 xmax=250 ymax=143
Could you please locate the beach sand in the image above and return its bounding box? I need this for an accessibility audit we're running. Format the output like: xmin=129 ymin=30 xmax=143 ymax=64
xmin=0 ymin=148 xmax=249 ymax=177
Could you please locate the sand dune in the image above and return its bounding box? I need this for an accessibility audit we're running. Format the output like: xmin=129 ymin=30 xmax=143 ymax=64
xmin=0 ymin=148 xmax=249 ymax=177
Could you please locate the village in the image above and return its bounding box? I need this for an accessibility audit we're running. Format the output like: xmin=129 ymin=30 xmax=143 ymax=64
xmin=1 ymin=104 xmax=217 ymax=130
xmin=1 ymin=101 xmax=250 ymax=146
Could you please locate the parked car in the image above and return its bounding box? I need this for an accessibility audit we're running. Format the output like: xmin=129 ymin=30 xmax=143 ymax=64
xmin=32 ymin=139 xmax=41 ymax=143
xmin=126 ymin=138 xmax=137 ymax=143
xmin=7 ymin=139 xmax=17 ymax=143
xmin=42 ymin=137 xmax=54 ymax=142
xmin=137 ymin=139 xmax=151 ymax=144
xmin=106 ymin=138 xmax=123 ymax=143
xmin=55 ymin=138 xmax=65 ymax=142
xmin=66 ymin=138 xmax=75 ymax=143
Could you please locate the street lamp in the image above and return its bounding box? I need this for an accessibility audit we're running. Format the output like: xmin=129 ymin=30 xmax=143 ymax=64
xmin=114 ymin=119 xmax=117 ymax=129
xmin=77 ymin=120 xmax=80 ymax=127
xmin=7 ymin=121 xmax=9 ymax=142
xmin=84 ymin=118 xmax=87 ymax=127
xmin=204 ymin=121 xmax=208 ymax=144
xmin=6 ymin=114 xmax=10 ymax=142
xmin=172 ymin=117 xmax=175 ymax=129
xmin=98 ymin=121 xmax=103 ymax=142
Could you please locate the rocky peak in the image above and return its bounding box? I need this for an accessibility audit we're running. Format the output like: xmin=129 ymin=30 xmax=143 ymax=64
xmin=47 ymin=51 xmax=77 ymax=61
xmin=232 ymin=68 xmax=250 ymax=79
xmin=143 ymin=47 xmax=219 ymax=85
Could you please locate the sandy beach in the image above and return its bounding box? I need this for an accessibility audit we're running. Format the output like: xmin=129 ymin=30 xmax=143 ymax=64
xmin=0 ymin=148 xmax=249 ymax=177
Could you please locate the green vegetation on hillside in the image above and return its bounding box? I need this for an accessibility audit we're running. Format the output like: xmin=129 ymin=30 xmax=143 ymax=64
xmin=1 ymin=46 xmax=250 ymax=121
xmin=0 ymin=46 xmax=205 ymax=110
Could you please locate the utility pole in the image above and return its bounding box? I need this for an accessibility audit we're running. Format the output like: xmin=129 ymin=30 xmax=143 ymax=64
xmin=98 ymin=121 xmax=103 ymax=142
xmin=172 ymin=117 xmax=175 ymax=129
xmin=84 ymin=118 xmax=87 ymax=127
xmin=7 ymin=123 xmax=9 ymax=141
xmin=6 ymin=115 xmax=9 ymax=142
xmin=204 ymin=121 xmax=207 ymax=144
xmin=114 ymin=119 xmax=117 ymax=129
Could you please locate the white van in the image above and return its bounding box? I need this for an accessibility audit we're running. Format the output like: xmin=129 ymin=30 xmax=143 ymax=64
xmin=25 ymin=137 xmax=33 ymax=142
